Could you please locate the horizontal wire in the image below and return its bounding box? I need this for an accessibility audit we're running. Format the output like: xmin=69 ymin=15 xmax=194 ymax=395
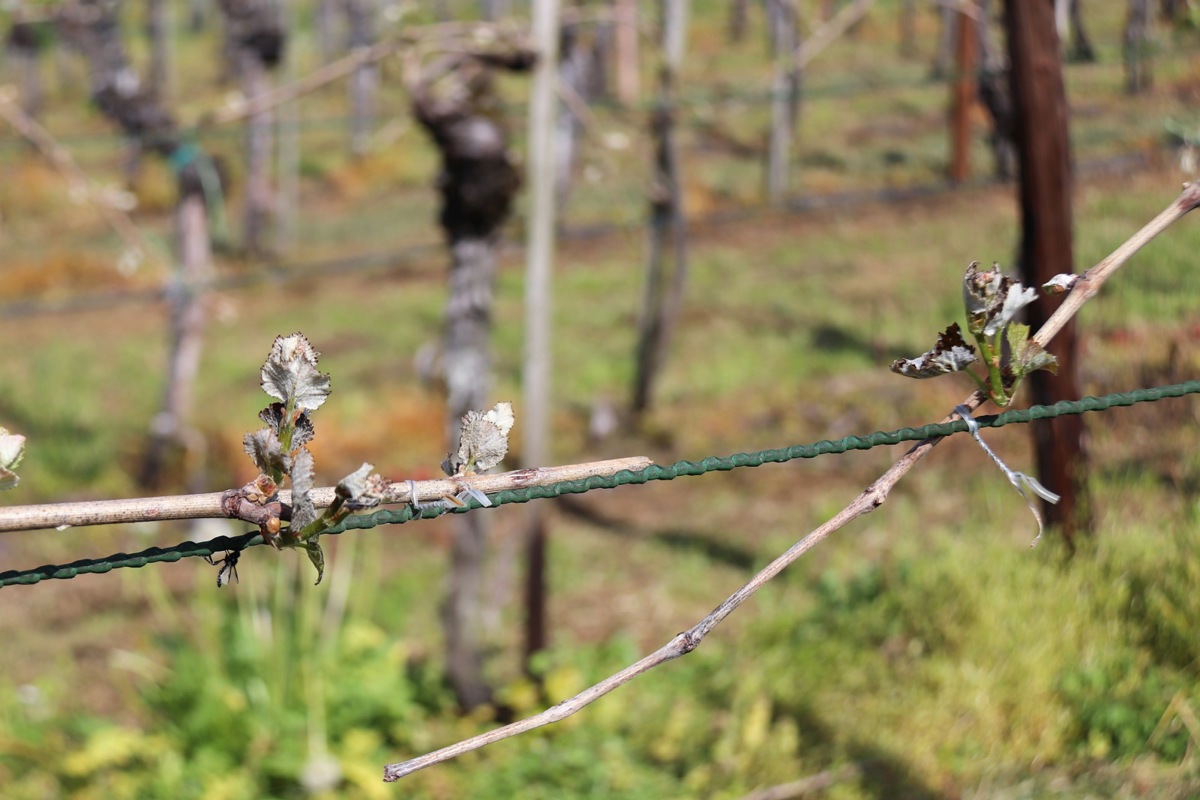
xmin=2 ymin=380 xmax=1196 ymax=589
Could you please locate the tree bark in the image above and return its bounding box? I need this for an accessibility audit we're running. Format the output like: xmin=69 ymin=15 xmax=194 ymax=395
xmin=554 ymin=21 xmax=599 ymax=207
xmin=6 ymin=18 xmax=44 ymax=118
xmin=481 ymin=0 xmax=511 ymax=20
xmin=631 ymin=1 xmax=688 ymax=418
xmin=976 ymin=0 xmax=1015 ymax=180
xmin=1124 ymin=0 xmax=1153 ymax=95
xmin=316 ymin=0 xmax=338 ymax=63
xmin=898 ymin=0 xmax=916 ymax=58
xmin=276 ymin=1 xmax=299 ymax=252
xmin=1004 ymin=0 xmax=1088 ymax=548
xmin=345 ymin=0 xmax=377 ymax=157
xmin=146 ymin=0 xmax=172 ymax=100
xmin=1067 ymin=0 xmax=1096 ymax=62
xmin=729 ymin=0 xmax=750 ymax=43
xmin=217 ymin=0 xmax=285 ymax=256
xmin=766 ymin=0 xmax=799 ymax=205
xmin=145 ymin=189 xmax=214 ymax=493
xmin=931 ymin=4 xmax=956 ymax=79
xmin=59 ymin=0 xmax=220 ymax=492
xmin=614 ymin=0 xmax=639 ymax=105
xmin=412 ymin=50 xmax=530 ymax=709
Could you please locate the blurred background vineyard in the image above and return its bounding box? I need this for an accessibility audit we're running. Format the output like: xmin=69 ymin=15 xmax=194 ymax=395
xmin=2 ymin=1 xmax=1200 ymax=798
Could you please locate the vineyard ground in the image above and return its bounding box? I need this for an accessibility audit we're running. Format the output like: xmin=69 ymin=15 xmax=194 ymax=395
xmin=2 ymin=161 xmax=1200 ymax=796
xmin=2 ymin=2 xmax=1200 ymax=795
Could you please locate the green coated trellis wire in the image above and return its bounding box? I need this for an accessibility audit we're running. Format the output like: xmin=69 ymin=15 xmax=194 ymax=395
xmin=2 ymin=380 xmax=1197 ymax=589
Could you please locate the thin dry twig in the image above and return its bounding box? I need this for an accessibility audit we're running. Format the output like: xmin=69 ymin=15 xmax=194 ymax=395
xmin=738 ymin=764 xmax=862 ymax=800
xmin=0 ymin=456 xmax=652 ymax=533
xmin=794 ymin=0 xmax=875 ymax=70
xmin=205 ymin=36 xmax=404 ymax=127
xmin=383 ymin=180 xmax=1200 ymax=782
xmin=0 ymin=85 xmax=147 ymax=260
xmin=205 ymin=20 xmax=530 ymax=128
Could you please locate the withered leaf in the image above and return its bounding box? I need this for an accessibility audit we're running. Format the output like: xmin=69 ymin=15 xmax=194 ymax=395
xmin=890 ymin=323 xmax=978 ymax=379
xmin=289 ymin=447 xmax=317 ymax=533
xmin=962 ymin=261 xmax=1037 ymax=337
xmin=243 ymin=428 xmax=289 ymax=475
xmin=454 ymin=401 xmax=514 ymax=474
xmin=261 ymin=332 xmax=331 ymax=413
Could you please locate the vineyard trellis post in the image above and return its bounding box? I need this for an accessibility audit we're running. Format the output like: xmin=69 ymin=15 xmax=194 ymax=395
xmin=1004 ymin=0 xmax=1089 ymax=546
xmin=523 ymin=0 xmax=562 ymax=667
xmin=948 ymin=0 xmax=977 ymax=184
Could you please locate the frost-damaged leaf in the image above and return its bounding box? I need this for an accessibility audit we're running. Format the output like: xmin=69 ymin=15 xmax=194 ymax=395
xmin=890 ymin=324 xmax=978 ymax=379
xmin=259 ymin=405 xmax=315 ymax=447
xmin=962 ymin=261 xmax=1037 ymax=337
xmin=244 ymin=428 xmax=289 ymax=475
xmin=304 ymin=540 xmax=326 ymax=585
xmin=290 ymin=447 xmax=317 ymax=532
xmin=259 ymin=403 xmax=286 ymax=433
xmin=1042 ymin=273 xmax=1078 ymax=295
xmin=1006 ymin=323 xmax=1058 ymax=377
xmin=261 ymin=333 xmax=332 ymax=412
xmin=0 ymin=427 xmax=25 ymax=491
xmin=989 ymin=282 xmax=1038 ymax=337
xmin=335 ymin=462 xmax=375 ymax=501
xmin=454 ymin=401 xmax=514 ymax=474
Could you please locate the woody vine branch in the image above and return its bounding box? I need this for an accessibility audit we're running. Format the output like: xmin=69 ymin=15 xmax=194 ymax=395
xmin=382 ymin=180 xmax=1200 ymax=781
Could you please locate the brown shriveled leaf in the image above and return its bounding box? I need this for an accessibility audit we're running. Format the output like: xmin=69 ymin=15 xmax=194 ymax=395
xmin=890 ymin=323 xmax=978 ymax=379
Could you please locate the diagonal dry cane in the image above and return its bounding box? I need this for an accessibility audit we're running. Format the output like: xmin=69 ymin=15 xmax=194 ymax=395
xmin=383 ymin=180 xmax=1200 ymax=782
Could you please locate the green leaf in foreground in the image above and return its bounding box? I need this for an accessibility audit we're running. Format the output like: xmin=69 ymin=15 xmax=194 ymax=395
xmin=304 ymin=540 xmax=325 ymax=585
xmin=1007 ymin=322 xmax=1058 ymax=377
